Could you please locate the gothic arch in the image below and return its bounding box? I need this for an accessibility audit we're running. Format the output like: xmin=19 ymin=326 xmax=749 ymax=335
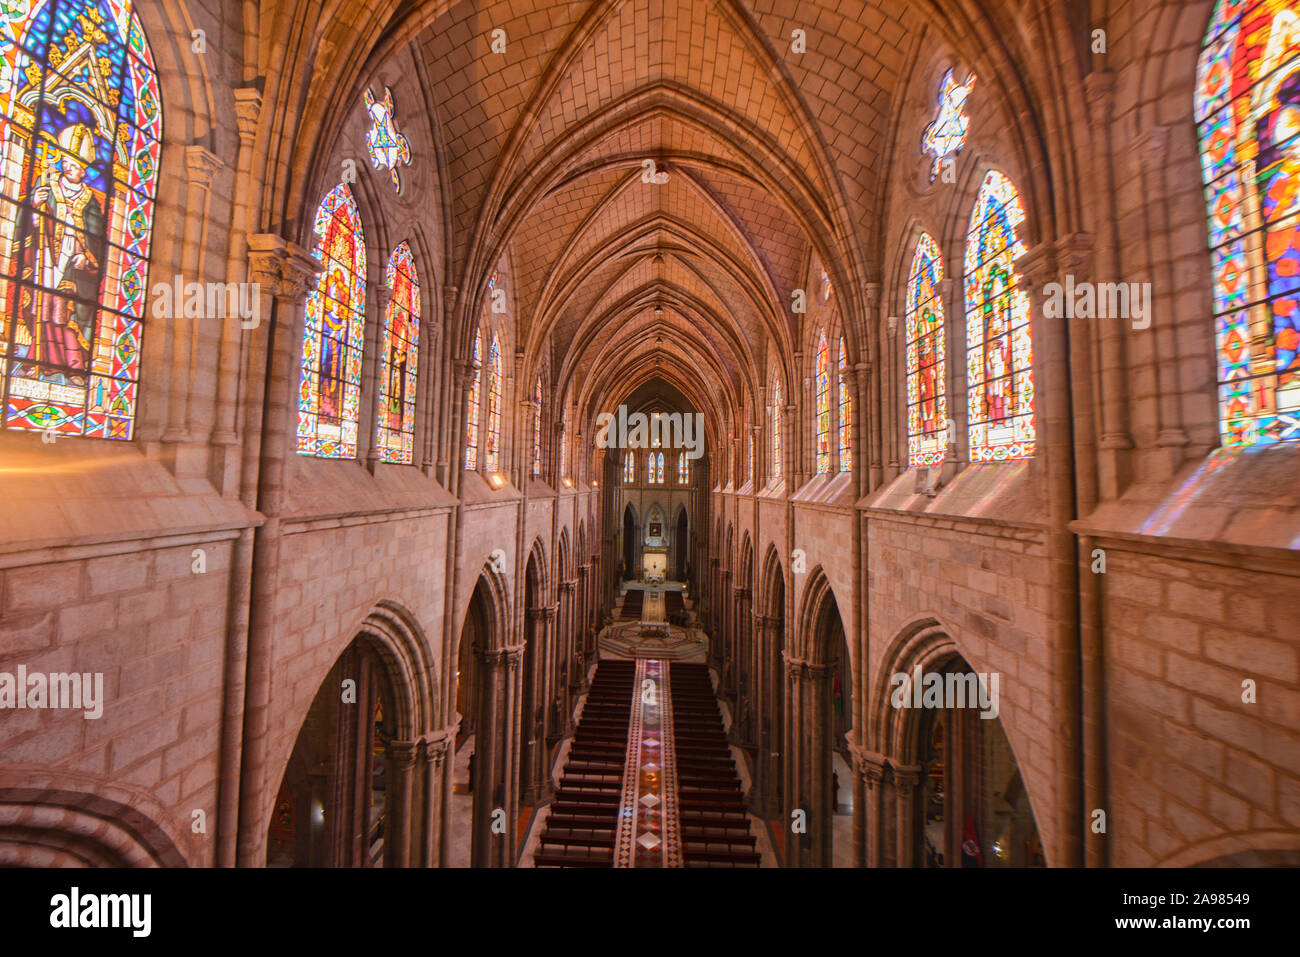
xmin=795 ymin=566 xmax=848 ymax=665
xmin=1158 ymin=831 xmax=1300 ymax=868
xmin=0 ymin=775 xmax=187 ymax=868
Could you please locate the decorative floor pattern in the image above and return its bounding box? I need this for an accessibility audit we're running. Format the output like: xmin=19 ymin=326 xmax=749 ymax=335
xmin=613 ymin=658 xmax=683 ymax=867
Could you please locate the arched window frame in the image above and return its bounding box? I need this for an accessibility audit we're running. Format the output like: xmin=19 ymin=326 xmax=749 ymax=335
xmin=376 ymin=241 xmax=420 ymax=465
xmin=771 ymin=378 xmax=783 ymax=481
xmin=624 ymin=450 xmax=635 ymax=484
xmin=964 ymin=170 xmax=1034 ymax=463
xmin=838 ymin=337 xmax=852 ymax=472
xmin=906 ymin=232 xmax=948 ymax=468
xmin=0 ymin=0 xmax=162 ymax=441
xmin=1196 ymin=0 xmax=1300 ymax=449
xmin=298 ymin=183 xmax=367 ymax=459
xmin=677 ymin=451 xmax=689 ymax=484
xmin=815 ymin=332 xmax=831 ymax=473
xmin=464 ymin=328 xmax=482 ymax=470
xmin=484 ymin=333 xmax=502 ymax=473
xmin=531 ymin=375 xmax=543 ymax=479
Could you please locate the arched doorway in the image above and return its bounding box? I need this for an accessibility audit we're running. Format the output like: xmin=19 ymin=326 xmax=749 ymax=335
xmin=268 ymin=637 xmax=398 ymax=867
xmin=451 ymin=574 xmax=515 ymax=867
xmin=910 ymin=653 xmax=1044 ymax=868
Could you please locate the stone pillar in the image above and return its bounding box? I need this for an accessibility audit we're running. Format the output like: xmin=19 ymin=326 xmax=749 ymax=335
xmin=522 ymin=607 xmax=550 ymax=804
xmin=472 ymin=647 xmax=505 ymax=867
xmin=420 ymin=735 xmax=450 ymax=867
xmin=806 ymin=662 xmax=832 ymax=867
xmin=385 ymin=739 xmax=418 ymax=867
xmin=500 ymin=645 xmax=523 ymax=867
xmin=894 ymin=765 xmax=921 ymax=868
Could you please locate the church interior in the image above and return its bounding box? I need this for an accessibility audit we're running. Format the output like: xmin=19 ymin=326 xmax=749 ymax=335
xmin=0 ymin=0 xmax=1298 ymax=874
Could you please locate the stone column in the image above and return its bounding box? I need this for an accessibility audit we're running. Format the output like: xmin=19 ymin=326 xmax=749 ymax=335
xmin=235 ymin=238 xmax=319 ymax=867
xmin=894 ymin=765 xmax=921 ymax=868
xmin=522 ymin=607 xmax=550 ymax=804
xmin=863 ymin=757 xmax=885 ymax=868
xmin=472 ymin=647 xmax=504 ymax=867
xmin=420 ymin=735 xmax=449 ymax=867
xmin=385 ymin=739 xmax=418 ymax=867
xmin=500 ymin=645 xmax=523 ymax=867
xmin=806 ymin=662 xmax=832 ymax=867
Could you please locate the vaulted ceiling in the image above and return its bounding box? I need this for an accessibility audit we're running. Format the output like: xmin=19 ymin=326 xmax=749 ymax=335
xmin=267 ymin=0 xmax=1091 ymax=461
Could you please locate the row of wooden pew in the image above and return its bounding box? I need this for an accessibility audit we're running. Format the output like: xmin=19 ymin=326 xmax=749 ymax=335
xmin=534 ymin=660 xmax=634 ymax=867
xmin=669 ymin=662 xmax=762 ymax=867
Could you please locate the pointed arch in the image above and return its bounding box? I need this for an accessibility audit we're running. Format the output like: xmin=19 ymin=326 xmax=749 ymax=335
xmin=298 ymin=182 xmax=367 ymax=459
xmin=377 ymin=241 xmax=421 ymax=464
xmin=906 ymin=231 xmax=948 ymax=468
xmin=0 ymin=0 xmax=162 ymax=441
xmin=485 ymin=333 xmax=503 ymax=472
xmin=464 ymin=327 xmax=483 ymax=470
xmin=1196 ymin=0 xmax=1300 ymax=447
xmin=964 ymin=171 xmax=1034 ymax=463
xmin=815 ymin=331 xmax=831 ymax=473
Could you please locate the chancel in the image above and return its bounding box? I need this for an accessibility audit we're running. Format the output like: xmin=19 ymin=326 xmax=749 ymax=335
xmin=0 ymin=0 xmax=1297 ymax=875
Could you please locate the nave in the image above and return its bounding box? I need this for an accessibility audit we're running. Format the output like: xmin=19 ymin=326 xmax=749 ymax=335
xmin=528 ymin=658 xmax=765 ymax=868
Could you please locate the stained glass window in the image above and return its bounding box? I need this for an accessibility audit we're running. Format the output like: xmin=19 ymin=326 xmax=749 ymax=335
xmin=376 ymin=241 xmax=419 ymax=464
xmin=656 ymin=451 xmax=664 ymax=483
xmin=298 ymin=183 xmax=366 ymax=458
xmin=772 ymin=380 xmax=782 ymax=479
xmin=907 ymin=232 xmax=948 ymax=467
xmin=922 ymin=68 xmax=976 ymax=181
xmin=1 ymin=0 xmax=161 ymax=440
xmin=964 ymin=171 xmax=1034 ymax=462
xmin=677 ymin=451 xmax=689 ymax=484
xmin=647 ymin=450 xmax=657 ymax=483
xmin=1196 ymin=0 xmax=1300 ymax=448
xmin=532 ymin=376 xmax=542 ymax=478
xmin=363 ymin=86 xmax=411 ymax=193
xmin=560 ymin=410 xmax=568 ymax=479
xmin=485 ymin=334 xmax=501 ymax=472
xmin=624 ymin=450 xmax=635 ymax=483
xmin=838 ymin=337 xmax=852 ymax=471
xmin=464 ymin=329 xmax=481 ymax=469
xmin=814 ymin=334 xmax=831 ymax=473
xmin=820 ymin=270 xmax=831 ymax=301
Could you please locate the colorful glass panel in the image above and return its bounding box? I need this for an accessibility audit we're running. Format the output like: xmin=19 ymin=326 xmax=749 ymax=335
xmin=624 ymin=450 xmax=634 ymax=483
xmin=1196 ymin=0 xmax=1300 ymax=447
xmin=838 ymin=337 xmax=852 ymax=471
xmin=815 ymin=333 xmax=831 ymax=473
xmin=464 ymin=330 xmax=481 ymax=469
xmin=363 ymin=86 xmax=411 ymax=193
xmin=298 ymin=183 xmax=366 ymax=458
xmin=376 ymin=241 xmax=419 ymax=464
xmin=1 ymin=0 xmax=161 ymax=440
xmin=772 ymin=380 xmax=782 ymax=479
xmin=677 ymin=451 xmax=689 ymax=484
xmin=485 ymin=334 xmax=501 ymax=472
xmin=907 ymin=232 xmax=948 ymax=467
xmin=964 ymin=171 xmax=1034 ymax=462
xmin=922 ymin=68 xmax=976 ymax=181
xmin=532 ymin=376 xmax=542 ymax=478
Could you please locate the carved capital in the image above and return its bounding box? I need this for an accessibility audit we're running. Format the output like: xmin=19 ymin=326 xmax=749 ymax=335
xmin=247 ymin=233 xmax=318 ymax=300
xmin=233 ymin=87 xmax=262 ymax=143
xmin=184 ymin=145 xmax=224 ymax=189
